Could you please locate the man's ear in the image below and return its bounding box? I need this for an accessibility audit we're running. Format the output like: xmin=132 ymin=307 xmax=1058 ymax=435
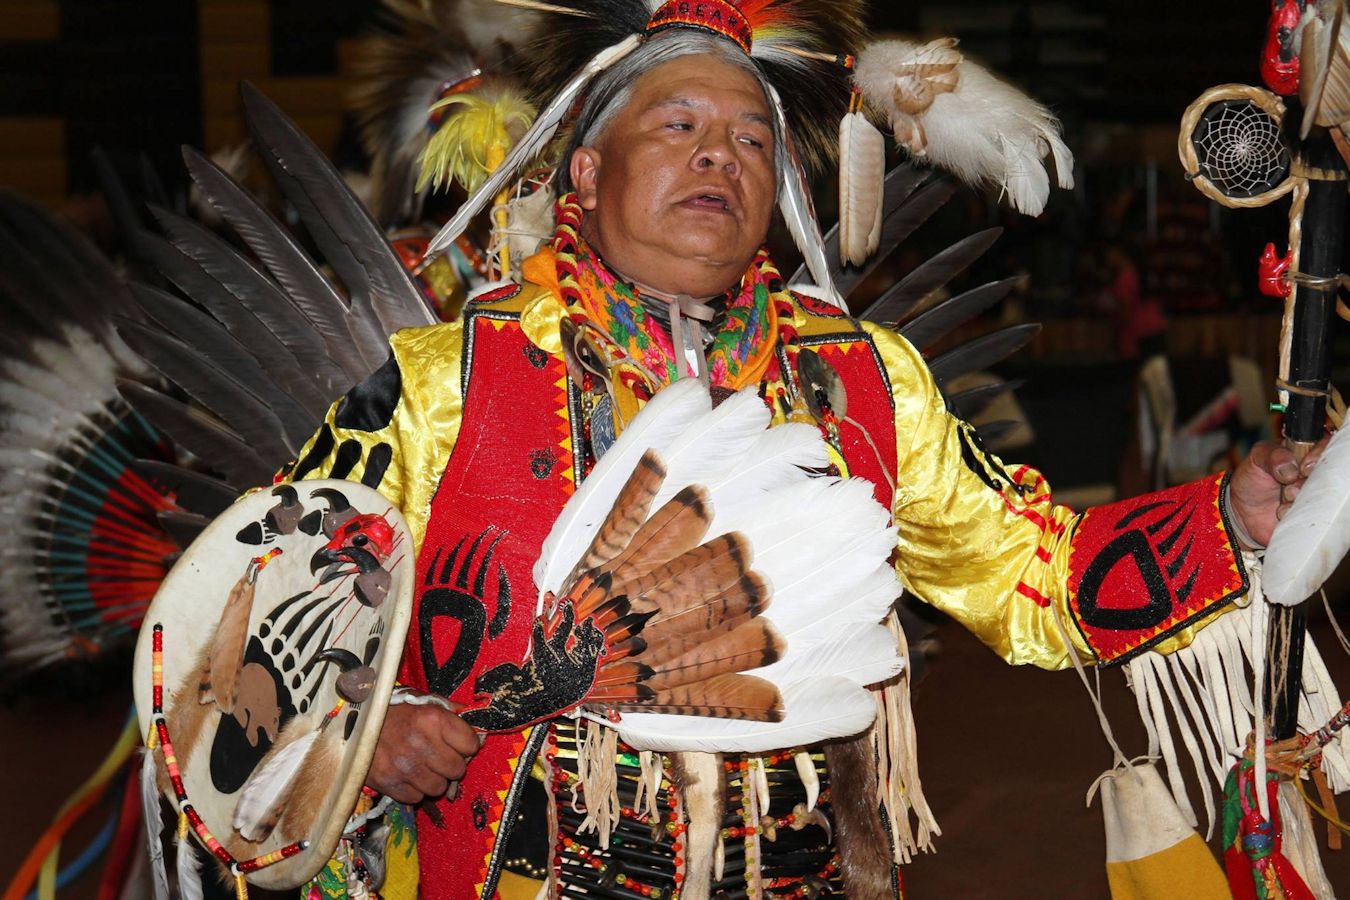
xmin=571 ymin=147 xmax=601 ymax=211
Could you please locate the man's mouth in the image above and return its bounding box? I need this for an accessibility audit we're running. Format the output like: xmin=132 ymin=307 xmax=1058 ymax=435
xmin=682 ymin=191 xmax=733 ymax=213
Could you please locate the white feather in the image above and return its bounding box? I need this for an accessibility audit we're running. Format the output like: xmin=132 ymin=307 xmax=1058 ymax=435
xmin=534 ymin=378 xmax=710 ymax=599
xmin=855 ymin=37 xmax=1074 ymax=216
xmin=426 ymin=34 xmax=640 ymax=258
xmin=838 ymin=109 xmax=886 ymax=266
xmin=232 ymin=727 xmax=320 ymax=841
xmin=768 ymin=86 xmax=841 ymax=305
xmin=175 ymin=836 xmax=205 ymax=900
xmin=650 ymin=389 xmax=772 ymax=510
xmin=614 ymin=677 xmax=878 ymax=753
xmin=140 ymin=751 xmax=170 ymax=900
xmin=1263 ymin=426 xmax=1350 ymax=605
xmin=754 ymin=622 xmax=903 ymax=687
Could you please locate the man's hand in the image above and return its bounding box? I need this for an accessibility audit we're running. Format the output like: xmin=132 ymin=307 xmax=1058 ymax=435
xmin=367 ymin=702 xmax=481 ymax=804
xmin=1228 ymin=435 xmax=1329 ymax=549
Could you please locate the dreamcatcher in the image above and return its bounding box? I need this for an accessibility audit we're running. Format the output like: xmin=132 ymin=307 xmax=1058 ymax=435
xmin=1179 ymin=83 xmax=1295 ymax=207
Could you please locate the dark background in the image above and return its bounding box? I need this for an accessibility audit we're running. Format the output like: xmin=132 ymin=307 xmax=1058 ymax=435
xmin=3 ymin=2 xmax=1350 ymax=898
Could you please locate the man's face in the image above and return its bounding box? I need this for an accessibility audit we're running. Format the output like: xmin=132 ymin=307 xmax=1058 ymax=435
xmin=570 ymin=52 xmax=777 ymax=297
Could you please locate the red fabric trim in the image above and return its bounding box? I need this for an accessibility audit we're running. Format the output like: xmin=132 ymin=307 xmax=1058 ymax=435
xmin=1066 ymin=473 xmax=1246 ymax=665
xmin=1016 ymin=581 xmax=1051 ymax=608
xmin=802 ymin=339 xmax=897 ymax=511
xmin=401 ymin=312 xmax=574 ymax=896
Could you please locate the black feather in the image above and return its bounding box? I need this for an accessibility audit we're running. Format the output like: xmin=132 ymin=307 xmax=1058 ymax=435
xmin=860 ymin=228 xmax=1003 ymax=325
xmin=946 ymin=378 xmax=1023 ymax=421
xmin=147 ymin=204 xmax=345 ymax=406
xmin=180 ymin=146 xmax=374 ymax=379
xmin=240 ymin=83 xmax=434 ymax=336
xmin=897 ymin=277 xmax=1018 ymax=350
xmin=131 ymin=460 xmax=238 ymax=517
xmin=118 ymin=382 xmax=274 ymax=488
xmin=927 ymin=323 xmax=1040 ymax=389
xmin=114 ymin=318 xmax=298 ymax=462
xmin=126 ymin=282 xmax=319 ymax=444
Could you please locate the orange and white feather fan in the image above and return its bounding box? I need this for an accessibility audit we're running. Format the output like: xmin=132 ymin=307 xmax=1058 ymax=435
xmin=468 ymin=378 xmax=907 ymax=753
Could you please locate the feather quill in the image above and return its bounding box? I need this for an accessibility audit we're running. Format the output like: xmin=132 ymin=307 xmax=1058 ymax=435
xmin=770 ymin=86 xmax=840 ymax=303
xmin=838 ymin=108 xmax=886 ymax=266
xmin=1263 ymin=425 xmax=1350 ymax=605
xmin=141 ymin=751 xmax=170 ymax=900
xmin=427 ymin=34 xmax=640 ymax=259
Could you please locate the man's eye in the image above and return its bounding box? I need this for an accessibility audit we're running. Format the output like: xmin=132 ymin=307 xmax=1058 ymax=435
xmin=666 ymin=121 xmax=693 ymax=131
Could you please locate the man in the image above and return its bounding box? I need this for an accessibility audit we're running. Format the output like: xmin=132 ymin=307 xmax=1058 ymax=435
xmin=290 ymin=9 xmax=1320 ymax=899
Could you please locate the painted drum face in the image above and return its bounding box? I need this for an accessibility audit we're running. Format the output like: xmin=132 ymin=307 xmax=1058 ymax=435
xmin=132 ymin=480 xmax=414 ymax=890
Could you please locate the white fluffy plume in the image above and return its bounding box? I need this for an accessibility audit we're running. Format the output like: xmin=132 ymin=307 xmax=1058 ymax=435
xmin=538 ymin=380 xmax=904 ymax=753
xmin=854 ymin=37 xmax=1074 ymax=217
xmin=1264 ymin=426 xmax=1350 ymax=606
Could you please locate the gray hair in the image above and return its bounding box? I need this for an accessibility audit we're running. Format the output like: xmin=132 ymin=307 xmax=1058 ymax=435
xmin=554 ymin=31 xmax=785 ymax=193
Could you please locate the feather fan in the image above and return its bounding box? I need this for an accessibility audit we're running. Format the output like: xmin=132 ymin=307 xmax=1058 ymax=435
xmin=1263 ymin=425 xmax=1350 ymax=605
xmin=491 ymin=379 xmax=902 ymax=753
xmin=854 ymin=37 xmax=1074 ymax=217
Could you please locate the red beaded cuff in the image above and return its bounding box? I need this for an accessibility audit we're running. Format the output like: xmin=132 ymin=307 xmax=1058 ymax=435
xmin=1066 ymin=472 xmax=1248 ymax=666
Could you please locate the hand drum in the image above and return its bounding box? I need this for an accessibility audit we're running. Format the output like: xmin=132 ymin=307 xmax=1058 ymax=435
xmin=132 ymin=480 xmax=414 ymax=889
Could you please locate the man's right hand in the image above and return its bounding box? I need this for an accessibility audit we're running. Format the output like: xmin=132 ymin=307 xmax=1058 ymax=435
xmin=367 ymin=702 xmax=481 ymax=804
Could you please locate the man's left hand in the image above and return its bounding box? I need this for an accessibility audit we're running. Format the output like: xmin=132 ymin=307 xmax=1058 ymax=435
xmin=1228 ymin=434 xmax=1330 ymax=549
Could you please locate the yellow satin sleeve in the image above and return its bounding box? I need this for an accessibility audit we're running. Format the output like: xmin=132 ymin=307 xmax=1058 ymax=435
xmin=864 ymin=323 xmax=1093 ymax=669
xmin=286 ymin=321 xmax=467 ymax=549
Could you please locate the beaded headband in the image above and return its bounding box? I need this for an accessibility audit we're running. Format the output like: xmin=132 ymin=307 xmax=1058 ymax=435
xmin=644 ymin=0 xmax=754 ymax=54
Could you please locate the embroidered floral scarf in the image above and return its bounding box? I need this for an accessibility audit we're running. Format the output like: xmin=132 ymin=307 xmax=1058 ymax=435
xmin=549 ymin=192 xmax=789 ymax=390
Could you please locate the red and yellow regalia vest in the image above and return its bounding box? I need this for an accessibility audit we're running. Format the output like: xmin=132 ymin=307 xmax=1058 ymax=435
xmin=400 ymin=284 xmax=901 ymax=897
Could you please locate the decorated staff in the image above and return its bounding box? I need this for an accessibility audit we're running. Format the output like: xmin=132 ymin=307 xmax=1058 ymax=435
xmin=1177 ymin=0 xmax=1350 ymax=893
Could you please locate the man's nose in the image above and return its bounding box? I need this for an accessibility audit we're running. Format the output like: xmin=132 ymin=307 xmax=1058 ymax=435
xmin=694 ymin=133 xmax=740 ymax=174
